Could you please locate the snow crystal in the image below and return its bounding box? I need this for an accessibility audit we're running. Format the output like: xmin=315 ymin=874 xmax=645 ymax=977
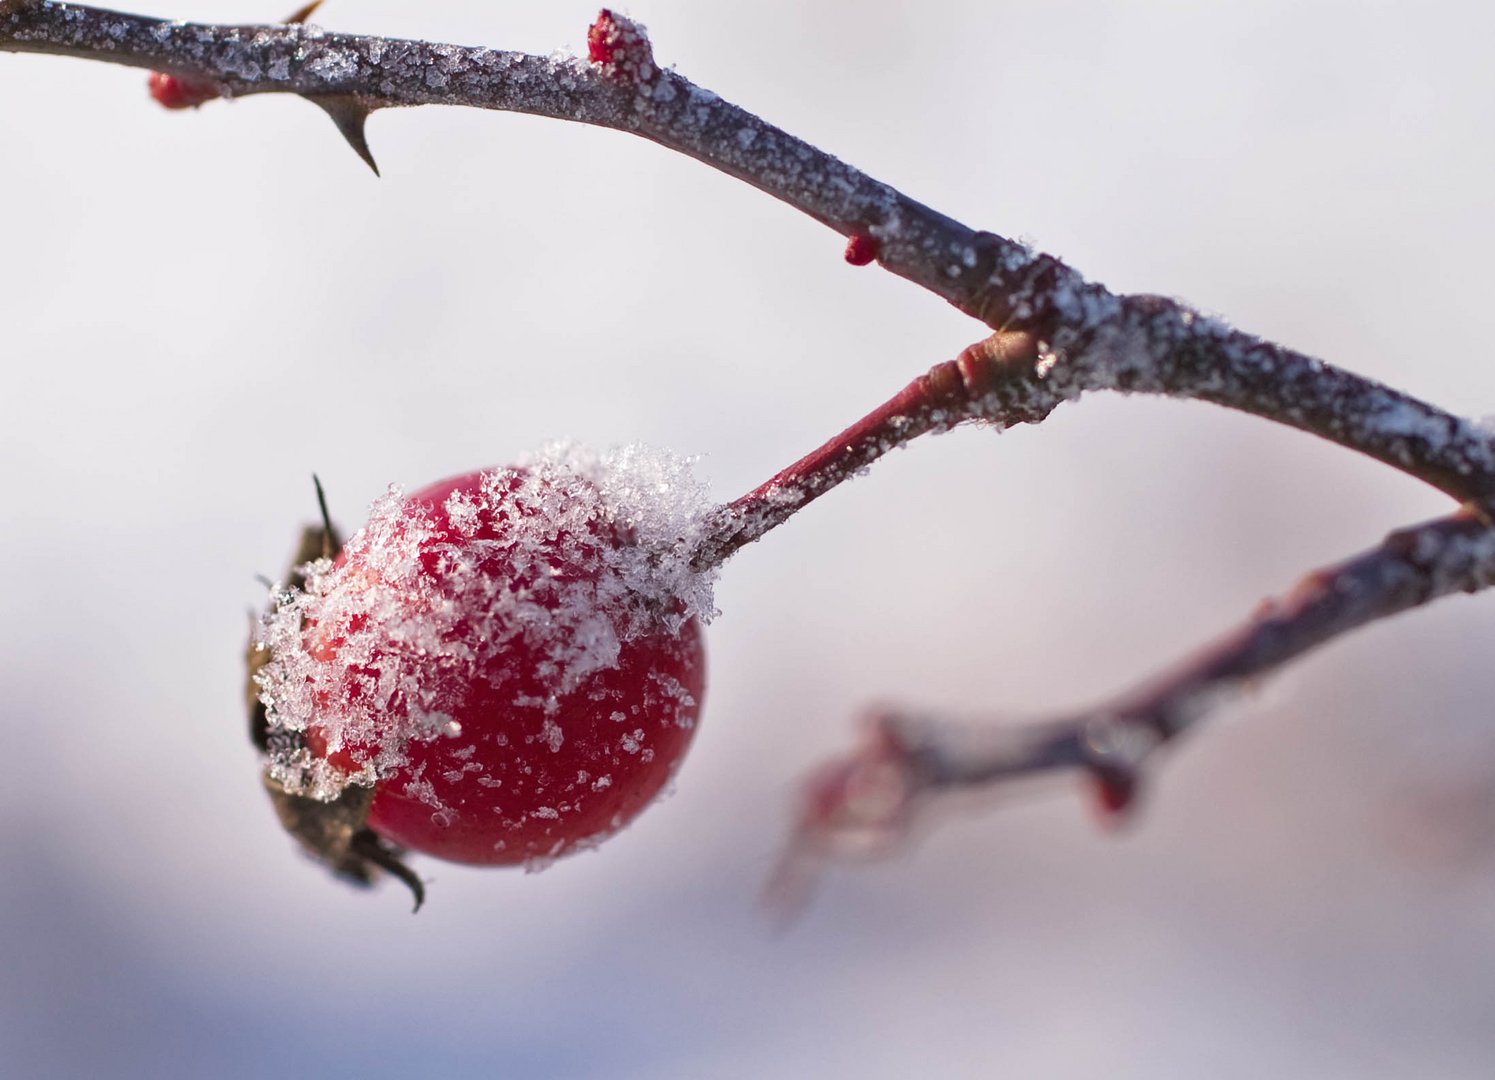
xmin=541 ymin=718 xmax=564 ymax=753
xmin=1373 ymin=399 xmax=1455 ymax=444
xmin=304 ymin=48 xmax=358 ymax=82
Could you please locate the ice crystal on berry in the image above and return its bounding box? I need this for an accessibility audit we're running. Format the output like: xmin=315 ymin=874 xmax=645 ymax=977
xmin=252 ymin=444 xmax=716 ymax=865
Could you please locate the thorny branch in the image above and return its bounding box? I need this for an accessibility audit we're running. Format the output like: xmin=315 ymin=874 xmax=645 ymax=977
xmin=9 ymin=1 xmax=1495 ymax=856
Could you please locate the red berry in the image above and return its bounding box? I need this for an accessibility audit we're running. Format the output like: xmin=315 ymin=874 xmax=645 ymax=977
xmin=256 ymin=448 xmax=713 ymax=870
xmin=147 ymin=70 xmax=220 ymax=110
xmin=844 ymin=234 xmax=880 ymax=266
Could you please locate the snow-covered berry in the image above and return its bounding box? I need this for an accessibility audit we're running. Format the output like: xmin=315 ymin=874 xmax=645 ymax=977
xmin=252 ymin=445 xmax=716 ymax=896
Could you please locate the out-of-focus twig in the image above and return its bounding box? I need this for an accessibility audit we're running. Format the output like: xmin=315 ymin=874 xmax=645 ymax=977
xmin=778 ymin=505 xmax=1495 ymax=868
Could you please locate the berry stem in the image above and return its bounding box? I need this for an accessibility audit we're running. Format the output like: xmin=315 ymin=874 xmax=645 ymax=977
xmin=692 ymin=331 xmax=1040 ymax=570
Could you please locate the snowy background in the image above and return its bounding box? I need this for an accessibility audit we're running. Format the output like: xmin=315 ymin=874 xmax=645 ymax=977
xmin=5 ymin=1 xmax=1495 ymax=1077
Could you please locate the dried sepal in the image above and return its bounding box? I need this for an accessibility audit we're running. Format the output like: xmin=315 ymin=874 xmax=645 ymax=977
xmin=262 ymin=773 xmax=424 ymax=911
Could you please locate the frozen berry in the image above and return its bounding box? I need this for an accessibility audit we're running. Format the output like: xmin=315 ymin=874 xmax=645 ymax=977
xmin=253 ymin=446 xmax=715 ymax=896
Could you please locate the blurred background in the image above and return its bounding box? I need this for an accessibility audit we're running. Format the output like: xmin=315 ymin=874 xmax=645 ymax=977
xmin=5 ymin=1 xmax=1495 ymax=1076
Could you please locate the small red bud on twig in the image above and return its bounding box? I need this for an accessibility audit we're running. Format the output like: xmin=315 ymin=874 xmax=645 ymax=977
xmin=147 ymin=70 xmax=220 ymax=110
xmin=587 ymin=8 xmax=656 ymax=86
xmin=844 ymin=234 xmax=880 ymax=266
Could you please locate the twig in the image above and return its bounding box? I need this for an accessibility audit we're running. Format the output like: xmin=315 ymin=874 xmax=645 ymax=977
xmin=780 ymin=504 xmax=1495 ymax=862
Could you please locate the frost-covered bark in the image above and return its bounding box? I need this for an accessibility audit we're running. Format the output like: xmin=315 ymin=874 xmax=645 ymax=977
xmin=10 ymin=1 xmax=1495 ymax=866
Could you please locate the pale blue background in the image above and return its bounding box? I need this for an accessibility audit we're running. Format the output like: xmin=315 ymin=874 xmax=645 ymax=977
xmin=4 ymin=1 xmax=1495 ymax=1077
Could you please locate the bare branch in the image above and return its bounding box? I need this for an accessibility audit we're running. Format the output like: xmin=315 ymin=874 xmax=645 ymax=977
xmin=6 ymin=3 xmax=1494 ymax=505
xmin=783 ymin=504 xmax=1495 ymax=860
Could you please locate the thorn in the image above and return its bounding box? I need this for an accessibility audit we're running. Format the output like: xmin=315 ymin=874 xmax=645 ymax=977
xmin=1462 ymin=498 xmax=1495 ymax=528
xmin=285 ymin=0 xmax=324 ymax=23
xmin=305 ymin=94 xmax=380 ymax=176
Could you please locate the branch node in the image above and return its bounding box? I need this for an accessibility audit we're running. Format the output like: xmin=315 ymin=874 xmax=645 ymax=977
xmin=790 ymin=713 xmax=922 ymax=859
xmin=954 ymin=331 xmax=1037 ymax=397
